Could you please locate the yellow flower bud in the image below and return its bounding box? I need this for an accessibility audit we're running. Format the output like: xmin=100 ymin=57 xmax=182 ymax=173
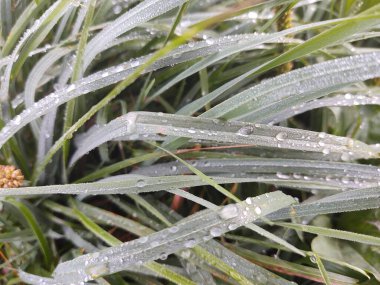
xmin=0 ymin=165 xmax=24 ymax=188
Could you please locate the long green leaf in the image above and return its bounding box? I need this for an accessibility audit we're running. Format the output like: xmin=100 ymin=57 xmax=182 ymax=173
xmin=5 ymin=199 xmax=53 ymax=268
xmin=277 ymin=222 xmax=380 ymax=246
xmin=53 ymin=191 xmax=294 ymax=283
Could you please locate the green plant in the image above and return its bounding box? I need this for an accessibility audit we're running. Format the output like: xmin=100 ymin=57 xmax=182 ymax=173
xmin=1 ymin=0 xmax=380 ymax=284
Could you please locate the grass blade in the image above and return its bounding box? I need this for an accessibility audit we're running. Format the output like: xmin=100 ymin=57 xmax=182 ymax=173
xmin=69 ymin=111 xmax=377 ymax=166
xmin=276 ymin=222 xmax=380 ymax=246
xmin=5 ymin=199 xmax=53 ymax=268
xmin=53 ymin=191 xmax=294 ymax=283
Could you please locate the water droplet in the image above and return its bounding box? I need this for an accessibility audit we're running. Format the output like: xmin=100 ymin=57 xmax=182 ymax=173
xmin=136 ymin=179 xmax=146 ymax=188
xmin=276 ymin=172 xmax=290 ymax=179
xmin=318 ymin=132 xmax=327 ymax=138
xmin=206 ymin=38 xmax=214 ymax=45
xmin=341 ymin=177 xmax=350 ymax=184
xmin=159 ymin=253 xmax=168 ymax=260
xmin=219 ymin=204 xmax=239 ymax=220
xmin=254 ymin=206 xmax=262 ymax=215
xmin=275 ymin=132 xmax=287 ymax=141
xmin=131 ymin=60 xmax=139 ymax=68
xmin=210 ymin=227 xmax=223 ymax=237
xmin=169 ymin=226 xmax=179 ymax=233
xmin=228 ymin=223 xmax=239 ymax=231
xmin=86 ymin=263 xmax=109 ymax=278
xmin=293 ymin=173 xmax=302 ymax=179
xmin=113 ymin=5 xmax=122 ymax=14
xmin=237 ymin=126 xmax=254 ymax=136
xmin=67 ymin=84 xmax=75 ymax=92
xmin=309 ymin=255 xmax=317 ymax=263
xmin=170 ymin=165 xmax=177 ymax=172
xmin=344 ymin=93 xmax=352 ymax=99
xmin=138 ymin=236 xmax=148 ymax=244
xmin=184 ymin=238 xmax=197 ymax=248
xmin=248 ymin=11 xmax=258 ymax=19
xmin=13 ymin=115 xmax=21 ymax=125
xmin=115 ymin=66 xmax=124 ymax=72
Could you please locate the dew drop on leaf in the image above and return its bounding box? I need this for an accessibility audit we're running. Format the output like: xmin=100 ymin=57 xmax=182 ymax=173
xmin=318 ymin=132 xmax=326 ymax=138
xmin=341 ymin=177 xmax=350 ymax=184
xmin=276 ymin=172 xmax=290 ymax=179
xmin=309 ymin=255 xmax=317 ymax=263
xmin=136 ymin=179 xmax=146 ymax=188
xmin=138 ymin=236 xmax=148 ymax=244
xmin=169 ymin=226 xmax=179 ymax=233
xmin=210 ymin=227 xmax=223 ymax=237
xmin=184 ymin=238 xmax=197 ymax=248
xmin=206 ymin=38 xmax=214 ymax=45
xmin=254 ymin=206 xmax=262 ymax=215
xmin=236 ymin=126 xmax=253 ymax=136
xmin=13 ymin=115 xmax=21 ymax=125
xmin=86 ymin=263 xmax=109 ymax=278
xmin=131 ymin=60 xmax=140 ymax=68
xmin=219 ymin=204 xmax=239 ymax=220
xmin=159 ymin=253 xmax=168 ymax=260
xmin=228 ymin=223 xmax=239 ymax=231
xmin=275 ymin=132 xmax=287 ymax=141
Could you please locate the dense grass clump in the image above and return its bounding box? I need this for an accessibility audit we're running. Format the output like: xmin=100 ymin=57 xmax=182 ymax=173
xmin=1 ymin=0 xmax=380 ymax=284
